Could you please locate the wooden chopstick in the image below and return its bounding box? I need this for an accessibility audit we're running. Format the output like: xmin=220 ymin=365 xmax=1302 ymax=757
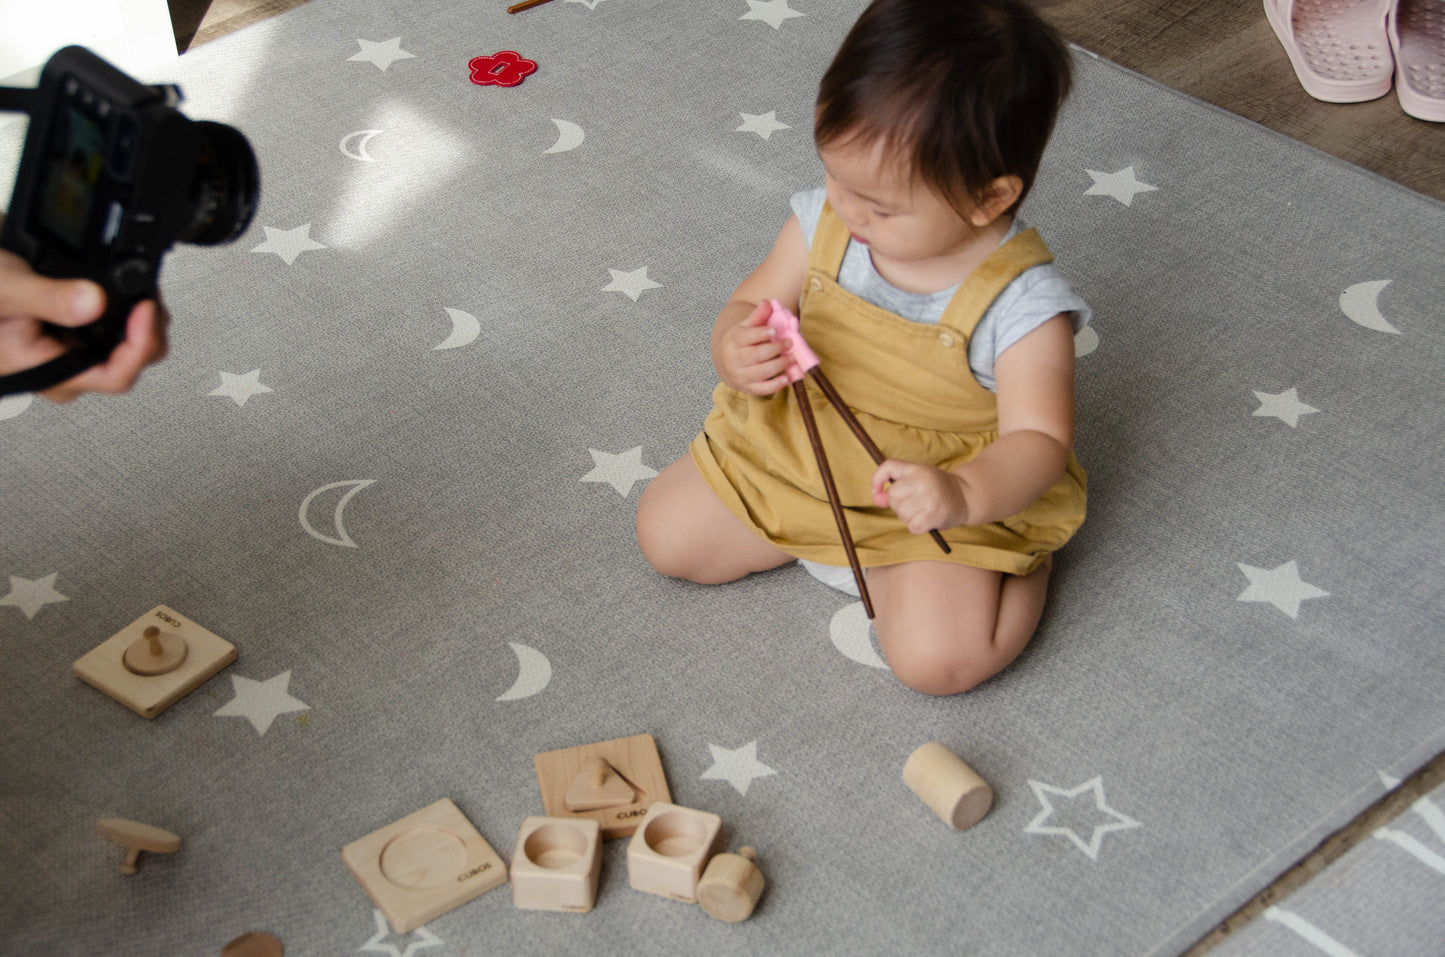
xmin=507 ymin=0 xmax=557 ymax=12
xmin=806 ymin=368 xmax=953 ymax=555
xmin=793 ymin=380 xmax=875 ymax=618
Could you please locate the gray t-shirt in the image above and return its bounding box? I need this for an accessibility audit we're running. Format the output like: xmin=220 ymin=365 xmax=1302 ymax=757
xmin=791 ymin=187 xmax=1091 ymax=392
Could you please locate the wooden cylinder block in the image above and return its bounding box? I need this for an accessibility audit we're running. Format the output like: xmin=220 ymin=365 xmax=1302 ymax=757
xmin=221 ymin=931 xmax=284 ymax=957
xmin=902 ymin=742 xmax=993 ymax=831
xmin=697 ymin=846 xmax=764 ymax=922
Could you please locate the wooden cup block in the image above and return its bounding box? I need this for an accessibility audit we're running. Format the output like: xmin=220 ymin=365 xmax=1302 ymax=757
xmin=535 ymin=734 xmax=671 ymax=838
xmin=510 ymin=816 xmax=602 ymax=913
xmin=74 ymin=605 xmax=236 ymax=719
xmin=96 ymin=818 xmax=180 ymax=874
xmin=625 ymin=802 xmax=722 ymax=904
xmin=902 ymin=742 xmax=994 ymax=831
xmin=340 ymin=799 xmax=507 ymax=933
xmin=697 ymin=846 xmax=765 ymax=922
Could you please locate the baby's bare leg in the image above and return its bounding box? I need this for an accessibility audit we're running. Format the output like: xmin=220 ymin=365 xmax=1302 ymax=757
xmin=636 ymin=455 xmax=794 ymax=584
xmin=869 ymin=556 xmax=1052 ymax=695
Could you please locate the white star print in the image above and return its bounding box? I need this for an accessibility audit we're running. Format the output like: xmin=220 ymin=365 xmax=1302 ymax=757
xmin=209 ymin=370 xmax=273 ymax=407
xmin=1084 ymin=166 xmax=1158 ymax=206
xmin=701 ymin=741 xmax=777 ymax=796
xmin=580 ymin=447 xmax=657 ymax=497
xmin=214 ymin=670 xmax=310 ymax=735
xmin=1023 ymin=776 xmax=1141 ymax=860
xmin=1252 ymin=387 xmax=1319 ymax=428
xmin=0 ymin=573 xmax=69 ymax=620
xmin=251 ymin=224 xmax=327 ymax=265
xmin=1236 ymin=561 xmax=1329 ymax=619
xmin=740 ymin=0 xmax=804 ymax=29
xmin=564 ymin=0 xmax=612 ymax=8
xmin=735 ymin=110 xmax=790 ymax=139
xmin=348 ymin=37 xmax=417 ymax=72
xmin=602 ymin=266 xmax=662 ymax=301
xmin=359 ymin=908 xmax=443 ymax=957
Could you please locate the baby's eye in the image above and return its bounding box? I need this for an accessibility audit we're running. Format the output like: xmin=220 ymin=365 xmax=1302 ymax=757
xmin=871 ymin=209 xmax=893 ymax=218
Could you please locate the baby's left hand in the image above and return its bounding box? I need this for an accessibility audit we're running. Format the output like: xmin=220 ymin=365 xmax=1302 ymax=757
xmin=870 ymin=460 xmax=968 ymax=534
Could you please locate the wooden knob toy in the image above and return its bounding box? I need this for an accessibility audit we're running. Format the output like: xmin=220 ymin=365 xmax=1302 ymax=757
xmin=122 ymin=625 xmax=189 ymax=676
xmin=697 ymin=846 xmax=765 ymax=922
xmin=221 ymin=931 xmax=284 ymax=957
xmin=95 ymin=818 xmax=181 ymax=874
xmin=902 ymin=742 xmax=994 ymax=831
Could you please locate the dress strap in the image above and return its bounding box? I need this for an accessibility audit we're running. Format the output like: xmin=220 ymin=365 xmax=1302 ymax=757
xmin=809 ymin=202 xmax=852 ymax=278
xmin=940 ymin=228 xmax=1054 ymax=339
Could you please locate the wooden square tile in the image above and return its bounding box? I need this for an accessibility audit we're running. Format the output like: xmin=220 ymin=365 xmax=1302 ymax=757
xmin=340 ymin=798 xmax=507 ymax=934
xmin=72 ymin=604 xmax=236 ymax=719
xmin=534 ymin=733 xmax=672 ymax=839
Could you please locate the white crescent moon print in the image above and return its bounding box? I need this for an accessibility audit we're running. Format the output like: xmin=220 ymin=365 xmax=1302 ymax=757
xmin=829 ymin=603 xmax=889 ymax=669
xmin=339 ymin=129 xmax=384 ymax=161
xmin=496 ymin=642 xmax=553 ymax=700
xmin=299 ymin=480 xmax=376 ymax=547
xmin=0 ymin=393 xmax=32 ymax=421
xmin=434 ymin=308 xmax=481 ymax=350
xmin=1339 ymin=280 xmax=1401 ymax=334
xmin=544 ymin=119 xmax=585 ymax=154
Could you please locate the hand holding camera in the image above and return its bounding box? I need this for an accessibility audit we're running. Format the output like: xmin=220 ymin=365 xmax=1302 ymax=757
xmin=0 ymin=46 xmax=258 ymax=399
xmin=0 ymin=245 xmax=169 ymax=401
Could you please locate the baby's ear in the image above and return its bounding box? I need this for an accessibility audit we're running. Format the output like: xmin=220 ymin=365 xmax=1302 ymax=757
xmin=969 ymin=175 xmax=1024 ymax=227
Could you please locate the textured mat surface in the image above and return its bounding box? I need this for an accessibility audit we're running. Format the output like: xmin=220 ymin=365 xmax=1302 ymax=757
xmin=2 ymin=1 xmax=1443 ymax=954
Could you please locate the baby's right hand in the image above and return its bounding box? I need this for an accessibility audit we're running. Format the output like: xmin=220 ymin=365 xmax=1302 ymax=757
xmin=716 ymin=300 xmax=793 ymax=395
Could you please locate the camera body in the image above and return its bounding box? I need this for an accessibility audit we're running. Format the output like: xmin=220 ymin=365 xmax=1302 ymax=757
xmin=0 ymin=46 xmax=258 ymax=395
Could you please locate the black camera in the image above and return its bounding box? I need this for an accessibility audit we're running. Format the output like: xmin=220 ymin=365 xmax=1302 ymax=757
xmin=0 ymin=46 xmax=259 ymax=396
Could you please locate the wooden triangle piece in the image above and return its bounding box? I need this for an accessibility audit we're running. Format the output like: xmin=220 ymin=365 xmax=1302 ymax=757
xmin=563 ymin=756 xmax=637 ymax=811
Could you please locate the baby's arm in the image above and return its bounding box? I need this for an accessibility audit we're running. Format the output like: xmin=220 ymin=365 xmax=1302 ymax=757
xmin=872 ymin=314 xmax=1075 ymax=533
xmin=710 ymin=215 xmax=809 ymax=395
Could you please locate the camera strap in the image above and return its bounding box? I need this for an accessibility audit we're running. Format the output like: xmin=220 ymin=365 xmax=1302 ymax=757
xmin=0 ymin=347 xmax=108 ymax=397
xmin=0 ymin=87 xmax=38 ymax=115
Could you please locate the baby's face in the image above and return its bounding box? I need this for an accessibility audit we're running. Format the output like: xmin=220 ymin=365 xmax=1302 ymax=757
xmin=818 ymin=137 xmax=983 ymax=267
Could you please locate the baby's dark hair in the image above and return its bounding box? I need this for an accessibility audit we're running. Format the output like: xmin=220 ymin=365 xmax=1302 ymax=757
xmin=816 ymin=0 xmax=1072 ymax=216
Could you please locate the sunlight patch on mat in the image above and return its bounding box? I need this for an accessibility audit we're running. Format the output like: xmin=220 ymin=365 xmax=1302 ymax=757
xmin=326 ymin=100 xmax=469 ymax=250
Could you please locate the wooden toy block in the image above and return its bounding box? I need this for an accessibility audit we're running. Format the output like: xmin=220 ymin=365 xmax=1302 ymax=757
xmin=535 ymin=734 xmax=671 ymax=838
xmin=340 ymin=798 xmax=507 ymax=934
xmin=95 ymin=818 xmax=180 ymax=874
xmin=73 ymin=605 xmax=236 ymax=719
xmin=698 ymin=846 xmax=765 ymax=922
xmin=625 ymin=802 xmax=722 ymax=904
xmin=902 ymin=741 xmax=994 ymax=831
xmin=563 ymin=756 xmax=636 ymax=811
xmin=510 ymin=816 xmax=602 ymax=913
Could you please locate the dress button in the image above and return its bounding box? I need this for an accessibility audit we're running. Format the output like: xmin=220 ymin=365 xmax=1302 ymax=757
xmin=938 ymin=331 xmax=956 ymax=348
xmin=809 ymin=277 xmax=823 ymax=291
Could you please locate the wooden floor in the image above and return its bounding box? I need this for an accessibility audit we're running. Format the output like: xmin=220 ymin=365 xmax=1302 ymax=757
xmin=1037 ymin=0 xmax=1444 ymax=201
xmin=165 ymin=0 xmax=1445 ymax=952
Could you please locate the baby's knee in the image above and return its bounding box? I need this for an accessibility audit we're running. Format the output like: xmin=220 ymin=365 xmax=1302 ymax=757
xmin=889 ymin=651 xmax=990 ymax=696
xmin=635 ymin=498 xmax=687 ymax=578
xmin=880 ymin=629 xmax=995 ymax=696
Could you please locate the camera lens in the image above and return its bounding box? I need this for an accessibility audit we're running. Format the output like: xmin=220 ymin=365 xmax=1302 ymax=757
xmin=182 ymin=120 xmax=260 ymax=246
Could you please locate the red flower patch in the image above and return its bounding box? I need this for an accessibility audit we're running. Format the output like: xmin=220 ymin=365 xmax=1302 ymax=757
xmin=468 ymin=51 xmax=538 ymax=87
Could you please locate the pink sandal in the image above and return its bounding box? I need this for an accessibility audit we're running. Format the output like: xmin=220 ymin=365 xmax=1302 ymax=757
xmin=1390 ymin=0 xmax=1445 ymax=120
xmin=1265 ymin=0 xmax=1394 ymax=102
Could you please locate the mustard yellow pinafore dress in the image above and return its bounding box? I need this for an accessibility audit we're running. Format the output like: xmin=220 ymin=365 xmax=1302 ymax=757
xmin=689 ymin=204 xmax=1087 ymax=576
